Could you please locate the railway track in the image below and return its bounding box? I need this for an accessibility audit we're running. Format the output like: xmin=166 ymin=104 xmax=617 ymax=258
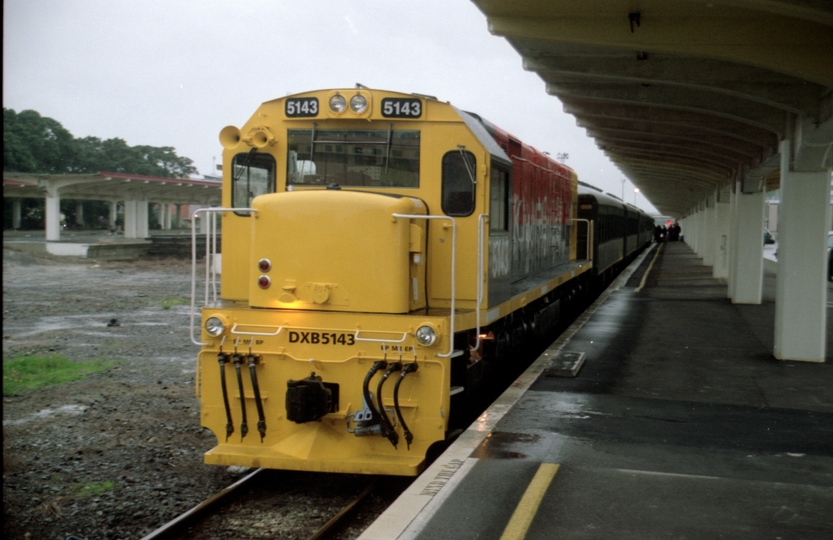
xmin=140 ymin=468 xmax=409 ymax=540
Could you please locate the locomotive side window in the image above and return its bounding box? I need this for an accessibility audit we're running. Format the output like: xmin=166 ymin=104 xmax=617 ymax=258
xmin=442 ymin=150 xmax=476 ymax=216
xmin=232 ymin=152 xmax=276 ymax=213
xmin=489 ymin=166 xmax=509 ymax=231
xmin=287 ymin=129 xmax=419 ymax=188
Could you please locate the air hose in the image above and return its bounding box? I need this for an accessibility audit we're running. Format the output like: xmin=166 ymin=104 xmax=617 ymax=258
xmin=394 ymin=362 xmax=419 ymax=449
xmin=377 ymin=362 xmax=402 ymax=448
xmin=217 ymin=351 xmax=234 ymax=441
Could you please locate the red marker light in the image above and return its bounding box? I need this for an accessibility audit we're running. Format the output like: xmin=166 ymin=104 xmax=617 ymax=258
xmin=258 ymin=275 xmax=271 ymax=289
xmin=258 ymin=258 xmax=271 ymax=272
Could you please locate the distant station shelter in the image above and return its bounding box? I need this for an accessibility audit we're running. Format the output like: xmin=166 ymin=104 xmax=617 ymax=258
xmin=3 ymin=171 xmax=221 ymax=241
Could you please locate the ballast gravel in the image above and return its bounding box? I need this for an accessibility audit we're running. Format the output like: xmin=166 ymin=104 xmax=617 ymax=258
xmin=1 ymin=248 xmax=352 ymax=539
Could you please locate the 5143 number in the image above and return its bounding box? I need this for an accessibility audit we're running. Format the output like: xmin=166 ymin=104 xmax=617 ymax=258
xmin=381 ymin=98 xmax=422 ymax=118
xmin=285 ymin=98 xmax=319 ymax=117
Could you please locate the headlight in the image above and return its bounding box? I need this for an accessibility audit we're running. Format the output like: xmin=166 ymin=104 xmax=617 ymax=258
xmin=350 ymin=94 xmax=368 ymax=113
xmin=415 ymin=325 xmax=437 ymax=346
xmin=329 ymin=94 xmax=346 ymax=113
xmin=205 ymin=317 xmax=226 ymax=337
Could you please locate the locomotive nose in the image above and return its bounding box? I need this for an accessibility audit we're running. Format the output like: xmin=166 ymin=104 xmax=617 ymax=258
xmin=248 ymin=190 xmax=426 ymax=314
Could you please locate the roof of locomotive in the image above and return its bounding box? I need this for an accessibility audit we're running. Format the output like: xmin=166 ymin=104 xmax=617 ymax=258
xmin=454 ymin=108 xmax=513 ymax=168
xmin=462 ymin=109 xmax=577 ymax=178
xmin=266 ymin=88 xmax=581 ymax=176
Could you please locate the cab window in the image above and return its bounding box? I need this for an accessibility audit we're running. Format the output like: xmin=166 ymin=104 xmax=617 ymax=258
xmin=489 ymin=166 xmax=509 ymax=231
xmin=232 ymin=152 xmax=275 ymax=213
xmin=442 ymin=150 xmax=476 ymax=216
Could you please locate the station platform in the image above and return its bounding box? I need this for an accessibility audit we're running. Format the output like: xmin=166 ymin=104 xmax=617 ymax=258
xmin=360 ymin=242 xmax=833 ymax=540
xmin=2 ymin=229 xmax=199 ymax=260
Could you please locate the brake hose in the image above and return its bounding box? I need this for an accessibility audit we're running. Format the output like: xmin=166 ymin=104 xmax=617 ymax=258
xmin=217 ymin=351 xmax=234 ymax=441
xmin=394 ymin=362 xmax=419 ymax=449
xmin=377 ymin=362 xmax=402 ymax=448
xmin=247 ymin=353 xmax=267 ymax=442
xmin=232 ymin=353 xmax=248 ymax=440
xmin=361 ymin=361 xmax=387 ymax=425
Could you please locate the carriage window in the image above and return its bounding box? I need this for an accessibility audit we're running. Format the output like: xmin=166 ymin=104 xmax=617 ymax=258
xmin=232 ymin=152 xmax=275 ymax=213
xmin=287 ymin=129 xmax=420 ymax=187
xmin=442 ymin=150 xmax=476 ymax=216
xmin=489 ymin=166 xmax=509 ymax=231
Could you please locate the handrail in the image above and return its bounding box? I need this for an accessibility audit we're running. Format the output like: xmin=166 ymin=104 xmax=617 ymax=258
xmin=472 ymin=214 xmax=488 ymax=351
xmin=392 ymin=213 xmax=458 ymax=358
xmin=190 ymin=207 xmax=257 ymax=346
xmin=230 ymin=324 xmax=283 ymax=337
xmin=353 ymin=330 xmax=408 ymax=344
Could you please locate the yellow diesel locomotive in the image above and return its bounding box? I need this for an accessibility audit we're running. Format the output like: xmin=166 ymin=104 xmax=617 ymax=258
xmin=192 ymin=88 xmax=595 ymax=476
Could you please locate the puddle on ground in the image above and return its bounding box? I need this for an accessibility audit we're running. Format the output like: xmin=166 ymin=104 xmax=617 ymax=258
xmin=4 ymin=404 xmax=88 ymax=426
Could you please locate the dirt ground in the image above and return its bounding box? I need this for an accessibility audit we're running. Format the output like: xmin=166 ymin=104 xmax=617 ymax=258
xmin=2 ymin=248 xmax=244 ymax=539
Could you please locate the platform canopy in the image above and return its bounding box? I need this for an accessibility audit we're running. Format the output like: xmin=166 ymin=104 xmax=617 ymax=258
xmin=3 ymin=171 xmax=221 ymax=206
xmin=3 ymin=171 xmax=222 ymax=241
xmin=471 ymin=0 xmax=833 ymax=217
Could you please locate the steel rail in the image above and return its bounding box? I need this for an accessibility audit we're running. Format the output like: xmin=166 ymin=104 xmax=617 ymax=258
xmin=138 ymin=468 xmax=263 ymax=540
xmin=306 ymin=482 xmax=376 ymax=540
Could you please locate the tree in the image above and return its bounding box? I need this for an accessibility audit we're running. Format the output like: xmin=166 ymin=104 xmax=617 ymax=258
xmin=3 ymin=109 xmax=78 ymax=174
xmin=4 ymin=108 xmax=198 ymax=229
xmin=3 ymin=108 xmax=197 ymax=177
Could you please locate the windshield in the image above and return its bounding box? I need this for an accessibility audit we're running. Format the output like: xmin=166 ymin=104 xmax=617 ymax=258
xmin=287 ymin=129 xmax=419 ymax=188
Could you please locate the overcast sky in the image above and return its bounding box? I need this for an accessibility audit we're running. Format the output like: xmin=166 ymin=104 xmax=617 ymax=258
xmin=4 ymin=0 xmax=658 ymax=213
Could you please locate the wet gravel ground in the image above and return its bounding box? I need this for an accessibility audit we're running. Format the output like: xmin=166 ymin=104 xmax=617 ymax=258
xmin=2 ymin=249 xmax=260 ymax=539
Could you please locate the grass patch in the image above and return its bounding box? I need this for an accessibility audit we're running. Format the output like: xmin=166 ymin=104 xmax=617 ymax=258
xmin=72 ymin=481 xmax=115 ymax=497
xmin=2 ymin=355 xmax=116 ymax=396
xmin=161 ymin=296 xmax=187 ymax=310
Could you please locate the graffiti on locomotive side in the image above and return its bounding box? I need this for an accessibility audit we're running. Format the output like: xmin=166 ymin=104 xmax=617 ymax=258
xmin=512 ymin=197 xmax=568 ymax=275
xmin=489 ymin=235 xmax=511 ymax=278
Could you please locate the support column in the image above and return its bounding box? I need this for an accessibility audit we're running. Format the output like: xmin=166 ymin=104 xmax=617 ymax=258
xmin=174 ymin=204 xmax=182 ymax=229
xmin=45 ymin=186 xmax=62 ymax=241
xmin=123 ymin=199 xmax=138 ymax=238
xmin=713 ymin=194 xmax=730 ymax=279
xmin=730 ymin=190 xmax=764 ymax=304
xmin=688 ymin=211 xmax=699 ymax=251
xmin=137 ymin=200 xmax=150 ymax=238
xmin=686 ymin=213 xmax=694 ymax=250
xmin=109 ymin=202 xmax=118 ymax=230
xmin=75 ymin=201 xmax=85 ymax=226
xmin=774 ymin=141 xmax=830 ymax=361
xmin=198 ymin=206 xmax=209 ymax=234
xmin=703 ymin=193 xmax=716 ymax=267
xmin=727 ymin=182 xmax=740 ymax=299
xmin=12 ymin=199 xmax=22 ymax=229
xmin=163 ymin=204 xmax=172 ymax=230
xmin=693 ymin=202 xmax=705 ymax=257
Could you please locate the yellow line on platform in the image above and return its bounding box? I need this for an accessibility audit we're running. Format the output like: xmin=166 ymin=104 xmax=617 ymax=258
xmin=636 ymin=243 xmax=664 ymax=292
xmin=499 ymin=463 xmax=560 ymax=540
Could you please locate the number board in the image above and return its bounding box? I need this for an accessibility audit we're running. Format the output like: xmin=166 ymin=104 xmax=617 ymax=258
xmin=381 ymin=98 xmax=422 ymax=118
xmin=285 ymin=98 xmax=319 ymax=118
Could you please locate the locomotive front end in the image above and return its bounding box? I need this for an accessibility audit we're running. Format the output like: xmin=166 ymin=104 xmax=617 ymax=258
xmin=194 ymin=89 xmax=477 ymax=475
xmin=198 ymin=189 xmax=455 ymax=475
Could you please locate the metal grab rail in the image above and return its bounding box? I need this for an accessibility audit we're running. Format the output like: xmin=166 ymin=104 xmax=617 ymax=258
xmin=190 ymin=207 xmax=257 ymax=346
xmin=472 ymin=214 xmax=488 ymax=351
xmin=353 ymin=330 xmax=408 ymax=344
xmin=392 ymin=213 xmax=459 ymax=358
xmin=230 ymin=324 xmax=283 ymax=337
